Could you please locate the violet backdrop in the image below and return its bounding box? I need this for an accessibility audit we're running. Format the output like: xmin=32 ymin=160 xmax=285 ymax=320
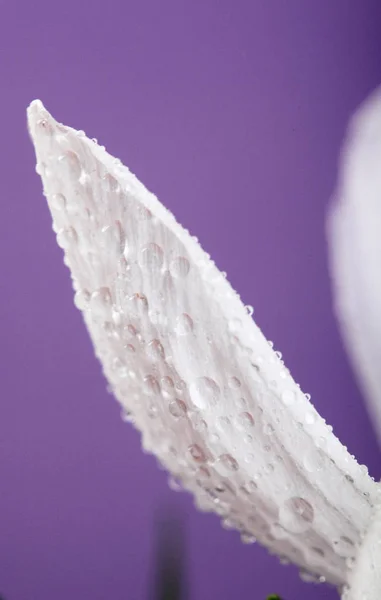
xmin=1 ymin=2 xmax=381 ymax=599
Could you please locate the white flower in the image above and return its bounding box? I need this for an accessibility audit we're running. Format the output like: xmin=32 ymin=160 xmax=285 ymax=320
xmin=328 ymin=87 xmax=381 ymax=600
xmin=27 ymin=94 xmax=381 ymax=599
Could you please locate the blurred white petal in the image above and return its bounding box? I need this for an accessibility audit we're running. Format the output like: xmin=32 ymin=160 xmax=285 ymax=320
xmin=328 ymin=87 xmax=381 ymax=444
xmin=28 ymin=100 xmax=380 ymax=588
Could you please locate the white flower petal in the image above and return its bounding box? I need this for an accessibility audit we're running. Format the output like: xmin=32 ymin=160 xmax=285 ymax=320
xmin=28 ymin=99 xmax=380 ymax=588
xmin=328 ymin=87 xmax=381 ymax=445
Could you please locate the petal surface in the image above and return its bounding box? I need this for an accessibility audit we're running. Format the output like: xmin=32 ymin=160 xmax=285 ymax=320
xmin=28 ymin=100 xmax=380 ymax=587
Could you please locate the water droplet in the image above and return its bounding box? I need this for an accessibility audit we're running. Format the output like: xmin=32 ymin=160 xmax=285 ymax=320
xmin=190 ymin=377 xmax=220 ymax=410
xmin=241 ymin=532 xmax=256 ymax=544
xmin=236 ymin=412 xmax=255 ymax=431
xmin=137 ymin=206 xmax=152 ymax=220
xmin=140 ymin=243 xmax=164 ymax=271
xmin=147 ymin=339 xmax=165 ymax=360
xmin=91 ymin=287 xmax=112 ymax=315
xmin=279 ymin=497 xmax=314 ymax=533
xmin=170 ymin=256 xmax=190 ymax=278
xmin=190 ymin=413 xmax=207 ymax=432
xmin=333 ymin=536 xmax=355 ymax=558
xmin=147 ymin=403 xmax=159 ymax=418
xmin=216 ymin=454 xmax=239 ymax=474
xmin=74 ymin=289 xmax=90 ymax=310
xmin=168 ymin=476 xmax=182 ymax=492
xmin=303 ymin=448 xmax=324 ymax=473
xmin=143 ymin=375 xmax=160 ymax=395
xmin=126 ymin=343 xmax=135 ymax=353
xmin=169 ymin=399 xmax=187 ymax=418
xmin=281 ymin=390 xmax=295 ymax=406
xmin=264 ymin=423 xmax=275 ymax=436
xmin=56 ymin=226 xmax=78 ymax=249
xmin=100 ymin=221 xmax=125 ymax=255
xmin=175 ymin=313 xmax=194 ymax=335
xmin=188 ymin=444 xmax=206 ymax=463
xmin=305 ymin=411 xmax=316 ymax=425
xmin=58 ymin=150 xmax=82 ymax=179
xmin=245 ymin=305 xmax=254 ymax=316
xmin=51 ymin=193 xmax=67 ymax=211
xmin=299 ymin=569 xmax=325 ymax=584
xmin=161 ymin=376 xmax=175 ymax=394
xmin=228 ymin=318 xmax=242 ymax=333
xmin=217 ymin=416 xmax=231 ymax=433
xmin=102 ymin=173 xmax=119 ymax=193
xmin=128 ymin=293 xmax=149 ymax=314
xmin=228 ymin=376 xmax=241 ymax=389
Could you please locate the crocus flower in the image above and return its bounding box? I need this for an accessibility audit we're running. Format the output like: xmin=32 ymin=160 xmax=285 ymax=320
xmin=27 ymin=90 xmax=381 ymax=600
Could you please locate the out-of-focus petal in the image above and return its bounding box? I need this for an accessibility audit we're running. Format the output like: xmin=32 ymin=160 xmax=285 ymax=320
xmin=28 ymin=100 xmax=380 ymax=588
xmin=328 ymin=87 xmax=381 ymax=445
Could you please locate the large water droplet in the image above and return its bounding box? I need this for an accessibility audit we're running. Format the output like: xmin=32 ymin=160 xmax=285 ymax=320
xmin=169 ymin=399 xmax=187 ymax=418
xmin=190 ymin=377 xmax=220 ymax=410
xmin=74 ymin=289 xmax=90 ymax=310
xmin=175 ymin=313 xmax=194 ymax=335
xmin=188 ymin=444 xmax=206 ymax=463
xmin=140 ymin=243 xmax=164 ymax=271
xmin=56 ymin=226 xmax=78 ymax=249
xmin=170 ymin=256 xmax=190 ymax=278
xmin=279 ymin=497 xmax=314 ymax=533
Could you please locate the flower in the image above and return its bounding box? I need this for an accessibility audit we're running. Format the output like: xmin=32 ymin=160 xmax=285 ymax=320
xmin=27 ymin=92 xmax=381 ymax=600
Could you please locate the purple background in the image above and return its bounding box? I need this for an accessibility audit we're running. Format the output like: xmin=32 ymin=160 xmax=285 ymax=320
xmin=1 ymin=2 xmax=381 ymax=599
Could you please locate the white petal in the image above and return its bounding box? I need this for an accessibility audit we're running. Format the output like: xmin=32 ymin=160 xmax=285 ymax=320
xmin=28 ymin=99 xmax=380 ymax=587
xmin=328 ymin=87 xmax=381 ymax=444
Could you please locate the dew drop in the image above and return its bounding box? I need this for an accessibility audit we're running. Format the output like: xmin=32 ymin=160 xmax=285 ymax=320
xmin=58 ymin=150 xmax=82 ymax=179
xmin=147 ymin=339 xmax=165 ymax=360
xmin=188 ymin=444 xmax=206 ymax=463
xmin=128 ymin=293 xmax=149 ymax=314
xmin=190 ymin=413 xmax=207 ymax=432
xmin=51 ymin=193 xmax=67 ymax=211
xmin=228 ymin=376 xmax=241 ymax=389
xmin=216 ymin=453 xmax=239 ymax=474
xmin=245 ymin=305 xmax=254 ymax=316
xmin=102 ymin=173 xmax=119 ymax=193
xmin=236 ymin=412 xmax=255 ymax=431
xmin=241 ymin=532 xmax=256 ymax=544
xmin=305 ymin=411 xmax=316 ymax=425
xmin=143 ymin=375 xmax=160 ymax=396
xmin=175 ymin=313 xmax=194 ymax=336
xmin=190 ymin=377 xmax=220 ymax=410
xmin=161 ymin=376 xmax=175 ymax=394
xmin=140 ymin=243 xmax=164 ymax=271
xmin=91 ymin=287 xmax=112 ymax=315
xmin=168 ymin=476 xmax=182 ymax=492
xmin=169 ymin=399 xmax=187 ymax=418
xmin=56 ymin=226 xmax=78 ymax=249
xmin=74 ymin=289 xmax=90 ymax=310
xmin=170 ymin=256 xmax=190 ymax=278
xmin=279 ymin=497 xmax=314 ymax=533
xmin=281 ymin=390 xmax=296 ymax=406
xmin=264 ymin=423 xmax=275 ymax=436
xmin=100 ymin=221 xmax=125 ymax=256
